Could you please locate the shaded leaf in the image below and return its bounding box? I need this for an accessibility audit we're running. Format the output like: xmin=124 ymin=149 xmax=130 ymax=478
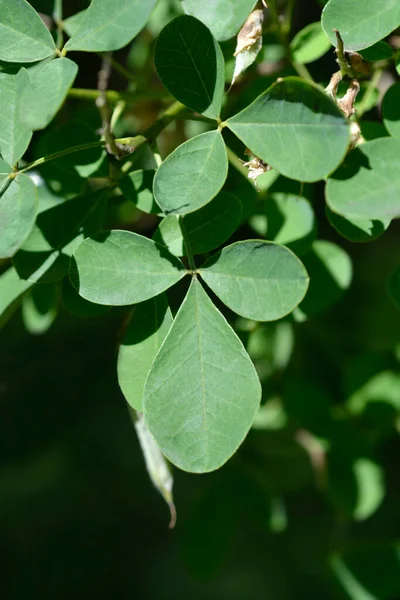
xmin=382 ymin=82 xmax=400 ymax=139
xmin=0 ymin=0 xmax=56 ymax=63
xmin=118 ymin=294 xmax=173 ymax=412
xmin=70 ymin=230 xmax=186 ymax=306
xmin=290 ymin=22 xmax=332 ymax=64
xmin=20 ymin=58 xmax=78 ymax=130
xmin=0 ymin=266 xmax=33 ymax=328
xmin=326 ymin=138 xmax=400 ymax=220
xmin=118 ymin=169 xmax=159 ymax=214
xmin=388 ymin=267 xmax=400 ymax=310
xmin=61 ymin=276 xmax=110 ymax=318
xmin=65 ymin=0 xmax=158 ymax=53
xmin=153 ymin=191 xmax=241 ymax=256
xmin=154 ymin=15 xmax=225 ymax=119
xmin=153 ymin=130 xmax=228 ymax=215
xmin=326 ymin=206 xmax=390 ymax=243
xmin=182 ymin=0 xmax=257 ymax=42
xmin=360 ymin=41 xmax=393 ymax=61
xmin=144 ymin=278 xmax=261 ymax=473
xmin=0 ymin=175 xmax=37 ymax=259
xmin=22 ymin=282 xmax=59 ymax=335
xmin=266 ymin=192 xmax=316 ymax=256
xmin=199 ymin=240 xmax=309 ymax=321
xmin=227 ymin=77 xmax=349 ymax=182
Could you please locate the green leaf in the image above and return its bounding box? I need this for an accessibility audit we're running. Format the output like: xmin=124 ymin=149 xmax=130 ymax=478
xmin=266 ymin=192 xmax=316 ymax=256
xmin=388 ymin=268 xmax=400 ymax=310
xmin=326 ymin=138 xmax=400 ymax=220
xmin=0 ymin=158 xmax=12 ymax=189
xmin=22 ymin=282 xmax=59 ymax=335
xmin=353 ymin=458 xmax=385 ymax=521
xmin=0 ymin=175 xmax=37 ymax=259
xmin=118 ymin=294 xmax=173 ymax=412
xmin=0 ymin=0 xmax=56 ymax=62
xmin=182 ymin=0 xmax=257 ymax=42
xmin=13 ymin=188 xmax=107 ymax=283
xmin=321 ymin=0 xmax=400 ymax=52
xmin=326 ymin=206 xmax=390 ymax=243
xmin=359 ymin=41 xmax=393 ymax=61
xmin=64 ymin=0 xmax=158 ymax=52
xmin=0 ymin=68 xmax=32 ymax=166
xmin=290 ymin=22 xmax=332 ymax=64
xmin=153 ymin=130 xmax=228 ymax=215
xmin=0 ymin=266 xmax=33 ymax=328
xmin=382 ymin=82 xmax=400 ymax=139
xmin=154 ymin=15 xmax=225 ymax=119
xmin=63 ymin=10 xmax=85 ymax=37
xmin=20 ymin=58 xmax=78 ymax=131
xmin=299 ymin=240 xmax=352 ymax=315
xmin=143 ymin=278 xmax=261 ymax=473
xmin=70 ymin=230 xmax=186 ymax=306
xmin=61 ymin=276 xmax=109 ymax=318
xmin=118 ymin=169 xmax=159 ymax=214
xmin=153 ymin=191 xmax=242 ymax=256
xmin=227 ymin=77 xmax=349 ymax=182
xmin=199 ymin=241 xmax=309 ymax=321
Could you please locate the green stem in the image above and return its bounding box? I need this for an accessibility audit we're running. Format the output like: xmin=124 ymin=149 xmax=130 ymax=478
xmin=292 ymin=60 xmax=314 ymax=82
xmin=179 ymin=216 xmax=196 ymax=272
xmin=67 ymin=87 xmax=168 ymax=103
xmin=333 ymin=29 xmax=355 ymax=78
xmin=99 ymin=53 xmax=145 ymax=85
xmin=53 ymin=0 xmax=63 ymax=50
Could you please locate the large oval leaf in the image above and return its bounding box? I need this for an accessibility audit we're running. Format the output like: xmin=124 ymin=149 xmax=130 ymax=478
xmin=70 ymin=230 xmax=186 ymax=306
xmin=153 ymin=191 xmax=242 ymax=256
xmin=322 ymin=0 xmax=400 ymax=52
xmin=0 ymin=175 xmax=37 ymax=259
xmin=20 ymin=58 xmax=78 ymax=131
xmin=326 ymin=138 xmax=400 ymax=220
xmin=64 ymin=0 xmax=158 ymax=52
xmin=154 ymin=15 xmax=225 ymax=120
xmin=0 ymin=69 xmax=32 ymax=166
xmin=227 ymin=77 xmax=349 ymax=182
xmin=153 ymin=130 xmax=228 ymax=215
xmin=118 ymin=294 xmax=173 ymax=412
xmin=0 ymin=0 xmax=56 ymax=62
xmin=182 ymin=0 xmax=257 ymax=42
xmin=144 ymin=278 xmax=261 ymax=473
xmin=199 ymin=241 xmax=309 ymax=321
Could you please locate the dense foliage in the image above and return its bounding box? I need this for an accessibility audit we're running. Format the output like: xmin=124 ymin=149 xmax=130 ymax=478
xmin=1 ymin=1 xmax=400 ymax=598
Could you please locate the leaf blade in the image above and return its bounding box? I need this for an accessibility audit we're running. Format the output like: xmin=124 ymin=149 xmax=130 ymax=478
xmin=0 ymin=175 xmax=37 ymax=259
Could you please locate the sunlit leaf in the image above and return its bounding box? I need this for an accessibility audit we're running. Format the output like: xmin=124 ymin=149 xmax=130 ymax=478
xmin=0 ymin=68 xmax=32 ymax=166
xmin=290 ymin=22 xmax=332 ymax=64
xmin=118 ymin=170 xmax=159 ymax=214
xmin=182 ymin=0 xmax=257 ymax=42
xmin=0 ymin=175 xmax=37 ymax=259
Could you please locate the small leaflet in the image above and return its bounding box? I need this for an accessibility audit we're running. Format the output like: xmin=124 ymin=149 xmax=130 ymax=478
xmin=134 ymin=412 xmax=177 ymax=528
xmin=231 ymin=8 xmax=264 ymax=87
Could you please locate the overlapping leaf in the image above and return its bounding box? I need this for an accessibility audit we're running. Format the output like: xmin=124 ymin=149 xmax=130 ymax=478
xmin=227 ymin=77 xmax=349 ymax=182
xmin=326 ymin=206 xmax=390 ymax=243
xmin=0 ymin=0 xmax=56 ymax=62
xmin=70 ymin=230 xmax=186 ymax=306
xmin=119 ymin=170 xmax=159 ymax=214
xmin=0 ymin=266 xmax=33 ymax=328
xmin=153 ymin=130 xmax=228 ymax=214
xmin=199 ymin=241 xmax=309 ymax=321
xmin=0 ymin=68 xmax=32 ymax=166
xmin=182 ymin=0 xmax=257 ymax=42
xmin=382 ymin=83 xmax=400 ymax=139
xmin=118 ymin=295 xmax=173 ymax=412
xmin=154 ymin=15 xmax=225 ymax=120
xmin=144 ymin=278 xmax=261 ymax=473
xmin=64 ymin=0 xmax=158 ymax=52
xmin=326 ymin=139 xmax=400 ymax=220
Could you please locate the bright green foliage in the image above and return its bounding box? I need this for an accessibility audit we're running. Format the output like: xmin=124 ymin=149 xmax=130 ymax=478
xmin=382 ymin=82 xmax=400 ymax=139
xmin=0 ymin=175 xmax=37 ymax=259
xmin=326 ymin=139 xmax=400 ymax=220
xmin=143 ymin=279 xmax=261 ymax=472
xmin=199 ymin=241 xmax=309 ymax=321
xmin=0 ymin=159 xmax=12 ymax=188
xmin=119 ymin=170 xmax=159 ymax=214
xmin=154 ymin=15 xmax=225 ymax=119
xmin=227 ymin=77 xmax=349 ymax=182
xmin=20 ymin=58 xmax=78 ymax=131
xmin=0 ymin=69 xmax=32 ymax=166
xmin=70 ymin=230 xmax=186 ymax=305
xmin=64 ymin=0 xmax=158 ymax=52
xmin=322 ymin=0 xmax=400 ymax=51
xmin=290 ymin=22 xmax=332 ymax=64
xmin=118 ymin=295 xmax=173 ymax=412
xmin=153 ymin=192 xmax=241 ymax=256
xmin=181 ymin=0 xmax=257 ymax=41
xmin=153 ymin=130 xmax=228 ymax=214
xmin=0 ymin=0 xmax=56 ymax=62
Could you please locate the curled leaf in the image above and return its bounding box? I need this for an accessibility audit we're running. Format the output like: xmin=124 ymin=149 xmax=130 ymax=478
xmin=231 ymin=8 xmax=264 ymax=87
